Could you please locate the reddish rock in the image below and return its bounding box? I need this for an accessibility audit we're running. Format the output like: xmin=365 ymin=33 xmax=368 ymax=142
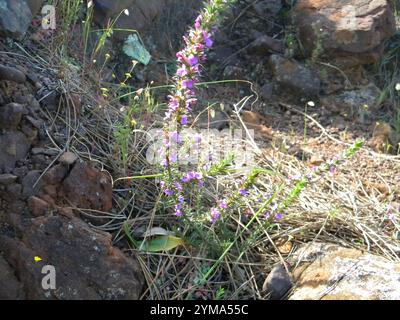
xmin=61 ymin=162 xmax=113 ymax=212
xmin=293 ymin=0 xmax=396 ymax=68
xmin=27 ymin=196 xmax=49 ymax=217
xmin=43 ymin=164 xmax=68 ymax=185
xmin=0 ymin=214 xmax=143 ymax=299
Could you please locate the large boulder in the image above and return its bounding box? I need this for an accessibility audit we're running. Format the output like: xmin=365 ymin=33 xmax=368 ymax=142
xmin=0 ymin=0 xmax=33 ymax=39
xmin=289 ymin=243 xmax=400 ymax=300
xmin=0 ymin=213 xmax=144 ymax=299
xmin=292 ymin=0 xmax=396 ymax=68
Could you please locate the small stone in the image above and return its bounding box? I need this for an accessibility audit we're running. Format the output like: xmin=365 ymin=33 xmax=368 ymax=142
xmin=59 ymin=151 xmax=78 ymax=166
xmin=248 ymin=35 xmax=284 ymax=55
xmin=0 ymin=174 xmax=18 ymax=185
xmin=260 ymin=82 xmax=274 ymax=100
xmin=263 ymin=264 xmax=293 ymax=300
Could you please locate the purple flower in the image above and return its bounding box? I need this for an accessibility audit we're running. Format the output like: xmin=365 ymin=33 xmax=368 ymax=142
xmin=187 ymin=55 xmax=198 ymax=66
xmin=177 ymin=65 xmax=188 ymax=77
xmin=164 ymin=189 xmax=173 ymax=196
xmin=210 ymin=208 xmax=221 ymax=223
xmin=170 ymin=153 xmax=178 ymax=163
xmin=171 ymin=131 xmax=183 ymax=144
xmin=181 ymin=79 xmax=195 ymax=89
xmin=198 ymin=180 xmax=204 ymax=187
xmin=194 ymin=15 xmax=202 ymax=30
xmin=239 ymin=189 xmax=247 ymax=196
xmin=180 ymin=116 xmax=188 ymax=125
xmin=173 ymin=182 xmax=182 ymax=191
xmin=194 ymin=133 xmax=202 ymax=143
xmin=175 ymin=209 xmax=183 ymax=217
xmin=275 ymin=212 xmax=283 ymax=220
xmin=203 ymin=32 xmax=213 ymax=48
xmin=194 ymin=172 xmax=203 ymax=180
xmin=182 ymin=175 xmax=190 ymax=183
xmin=219 ymin=200 xmax=228 ymax=210
xmin=329 ymin=166 xmax=337 ymax=175
xmin=178 ymin=195 xmax=185 ymax=203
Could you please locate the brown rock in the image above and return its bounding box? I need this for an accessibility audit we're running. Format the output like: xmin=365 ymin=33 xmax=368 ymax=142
xmin=293 ymin=0 xmax=396 ymax=68
xmin=27 ymin=196 xmax=50 ymax=217
xmin=59 ymin=151 xmax=78 ymax=166
xmin=248 ymin=35 xmax=284 ymax=55
xmin=61 ymin=162 xmax=113 ymax=212
xmin=0 ymin=214 xmax=143 ymax=299
xmin=43 ymin=164 xmax=68 ymax=185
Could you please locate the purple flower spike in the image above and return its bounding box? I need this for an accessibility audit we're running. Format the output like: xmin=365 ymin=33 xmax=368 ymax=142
xmin=239 ymin=189 xmax=247 ymax=196
xmin=164 ymin=189 xmax=173 ymax=196
xmin=178 ymin=195 xmax=185 ymax=203
xmin=203 ymin=32 xmax=213 ymax=48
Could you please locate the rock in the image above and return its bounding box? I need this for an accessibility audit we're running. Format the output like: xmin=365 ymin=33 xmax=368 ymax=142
xmin=223 ymin=65 xmax=245 ymax=79
xmin=0 ymin=255 xmax=25 ymax=299
xmin=269 ymin=54 xmax=321 ymax=96
xmin=22 ymin=170 xmax=43 ymax=199
xmin=61 ymin=162 xmax=113 ymax=212
xmin=93 ymin=0 xmax=166 ymax=40
xmin=59 ymin=151 xmax=78 ymax=166
xmin=263 ymin=264 xmax=293 ymax=300
xmin=0 ymin=214 xmax=143 ymax=299
xmin=248 ymin=35 xmax=284 ymax=55
xmin=0 ymin=0 xmax=33 ymax=39
xmin=27 ymin=0 xmax=45 ymax=17
xmin=27 ymin=196 xmax=49 ymax=217
xmin=43 ymin=164 xmax=68 ymax=185
xmin=289 ymin=243 xmax=400 ymax=300
xmin=260 ymin=82 xmax=274 ymax=100
xmin=293 ymin=0 xmax=396 ymax=68
xmin=252 ymin=0 xmax=282 ymax=16
xmin=368 ymin=122 xmax=399 ymax=153
xmin=0 ymin=64 xmax=26 ymax=83
xmin=197 ymin=110 xmax=230 ymax=130
xmin=320 ymin=84 xmax=380 ymax=121
xmin=0 ymin=131 xmax=31 ymax=171
xmin=0 ymin=103 xmax=25 ymax=130
xmin=0 ymin=173 xmax=18 ymax=185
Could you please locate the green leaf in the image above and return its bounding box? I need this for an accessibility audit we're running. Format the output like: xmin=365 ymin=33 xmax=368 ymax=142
xmin=139 ymin=235 xmax=184 ymax=252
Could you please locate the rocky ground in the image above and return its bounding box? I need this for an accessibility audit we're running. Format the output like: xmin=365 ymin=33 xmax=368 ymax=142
xmin=0 ymin=0 xmax=399 ymax=300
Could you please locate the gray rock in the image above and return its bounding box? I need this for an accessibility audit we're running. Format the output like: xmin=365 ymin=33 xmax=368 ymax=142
xmin=0 ymin=0 xmax=33 ymax=39
xmin=0 ymin=131 xmax=31 ymax=171
xmin=0 ymin=255 xmax=25 ymax=299
xmin=253 ymin=0 xmax=282 ymax=16
xmin=0 ymin=64 xmax=26 ymax=83
xmin=269 ymin=54 xmax=321 ymax=97
xmin=248 ymin=35 xmax=284 ymax=55
xmin=22 ymin=170 xmax=43 ymax=199
xmin=260 ymin=82 xmax=274 ymax=101
xmin=263 ymin=264 xmax=293 ymax=300
xmin=0 ymin=173 xmax=18 ymax=185
xmin=0 ymin=103 xmax=25 ymax=130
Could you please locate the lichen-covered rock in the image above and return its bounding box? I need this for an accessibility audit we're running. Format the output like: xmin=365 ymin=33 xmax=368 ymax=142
xmin=292 ymin=0 xmax=396 ymax=68
xmin=289 ymin=243 xmax=400 ymax=300
xmin=0 ymin=0 xmax=33 ymax=39
xmin=0 ymin=213 xmax=143 ymax=300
